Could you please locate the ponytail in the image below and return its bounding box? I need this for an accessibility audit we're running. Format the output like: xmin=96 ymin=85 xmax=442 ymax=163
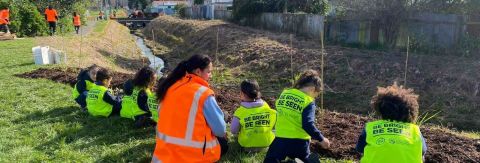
xmin=156 ymin=55 xmax=212 ymax=101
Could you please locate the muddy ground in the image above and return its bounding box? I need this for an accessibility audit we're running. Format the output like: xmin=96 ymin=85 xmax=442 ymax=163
xmin=15 ymin=67 xmax=133 ymax=90
xmin=15 ymin=68 xmax=480 ymax=162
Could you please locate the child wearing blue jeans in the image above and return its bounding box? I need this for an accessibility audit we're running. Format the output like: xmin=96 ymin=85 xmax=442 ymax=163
xmin=264 ymin=70 xmax=330 ymax=163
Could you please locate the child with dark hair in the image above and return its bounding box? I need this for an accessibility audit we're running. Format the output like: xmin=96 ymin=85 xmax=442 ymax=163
xmin=72 ymin=64 xmax=100 ymax=109
xmin=356 ymin=83 xmax=427 ymax=163
xmin=121 ymin=66 xmax=157 ymax=127
xmin=231 ymin=79 xmax=276 ymax=152
xmin=86 ymin=68 xmax=122 ymax=117
xmin=264 ymin=69 xmax=330 ymax=163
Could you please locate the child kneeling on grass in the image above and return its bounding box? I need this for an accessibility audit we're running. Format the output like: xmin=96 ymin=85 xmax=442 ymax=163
xmin=121 ymin=66 xmax=157 ymax=127
xmin=72 ymin=64 xmax=100 ymax=110
xmin=356 ymin=83 xmax=427 ymax=163
xmin=86 ymin=68 xmax=122 ymax=117
xmin=231 ymin=79 xmax=276 ymax=152
xmin=264 ymin=70 xmax=330 ymax=163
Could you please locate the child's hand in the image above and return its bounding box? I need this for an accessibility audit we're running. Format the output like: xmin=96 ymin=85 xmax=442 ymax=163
xmin=319 ymin=138 xmax=331 ymax=149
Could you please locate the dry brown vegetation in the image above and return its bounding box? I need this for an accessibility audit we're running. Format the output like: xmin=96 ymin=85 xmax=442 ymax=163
xmin=35 ymin=20 xmax=146 ymax=74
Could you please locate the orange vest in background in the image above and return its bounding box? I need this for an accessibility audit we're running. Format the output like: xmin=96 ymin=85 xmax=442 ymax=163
xmin=45 ymin=9 xmax=58 ymax=22
xmin=73 ymin=15 xmax=81 ymax=26
xmin=0 ymin=9 xmax=8 ymax=25
xmin=152 ymin=74 xmax=221 ymax=163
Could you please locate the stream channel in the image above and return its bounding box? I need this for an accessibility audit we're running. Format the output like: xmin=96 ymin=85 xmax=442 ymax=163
xmin=133 ymin=35 xmax=164 ymax=75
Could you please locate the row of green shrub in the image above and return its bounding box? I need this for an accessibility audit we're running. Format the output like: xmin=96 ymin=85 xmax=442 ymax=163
xmin=0 ymin=0 xmax=90 ymax=37
xmin=232 ymin=0 xmax=330 ymax=21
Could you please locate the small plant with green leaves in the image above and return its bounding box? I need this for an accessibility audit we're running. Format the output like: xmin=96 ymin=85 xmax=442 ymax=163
xmin=416 ymin=110 xmax=442 ymax=127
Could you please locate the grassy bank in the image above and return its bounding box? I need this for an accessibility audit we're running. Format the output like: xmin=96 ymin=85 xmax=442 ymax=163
xmin=36 ymin=20 xmax=144 ymax=73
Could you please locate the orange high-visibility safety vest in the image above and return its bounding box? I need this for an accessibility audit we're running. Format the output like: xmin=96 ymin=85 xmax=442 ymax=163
xmin=45 ymin=9 xmax=58 ymax=22
xmin=73 ymin=15 xmax=81 ymax=26
xmin=0 ymin=9 xmax=9 ymax=25
xmin=152 ymin=74 xmax=221 ymax=163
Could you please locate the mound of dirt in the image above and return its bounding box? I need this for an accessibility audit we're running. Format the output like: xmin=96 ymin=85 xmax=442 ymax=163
xmin=15 ymin=67 xmax=133 ymax=89
xmin=143 ymin=16 xmax=480 ymax=130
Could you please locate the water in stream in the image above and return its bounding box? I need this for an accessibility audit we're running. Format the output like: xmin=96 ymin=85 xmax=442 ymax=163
xmin=133 ymin=35 xmax=164 ymax=75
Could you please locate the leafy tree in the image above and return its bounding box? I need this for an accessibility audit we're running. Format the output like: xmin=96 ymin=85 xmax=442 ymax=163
xmin=233 ymin=0 xmax=330 ymax=21
xmin=194 ymin=0 xmax=204 ymax=5
xmin=8 ymin=0 xmax=48 ymax=37
xmin=175 ymin=3 xmax=188 ymax=18
xmin=128 ymin=0 xmax=148 ymax=10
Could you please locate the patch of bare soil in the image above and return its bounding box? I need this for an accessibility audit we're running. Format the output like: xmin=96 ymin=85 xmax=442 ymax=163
xmin=143 ymin=16 xmax=480 ymax=130
xmin=215 ymin=88 xmax=480 ymax=162
xmin=15 ymin=67 xmax=133 ymax=89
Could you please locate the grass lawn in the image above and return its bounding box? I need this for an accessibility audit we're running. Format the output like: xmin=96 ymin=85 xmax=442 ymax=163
xmin=0 ymin=39 xmax=154 ymax=162
xmin=0 ymin=39 xmax=354 ymax=162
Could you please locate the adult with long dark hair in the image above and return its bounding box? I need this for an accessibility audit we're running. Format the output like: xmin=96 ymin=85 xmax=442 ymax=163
xmin=152 ymin=55 xmax=227 ymax=163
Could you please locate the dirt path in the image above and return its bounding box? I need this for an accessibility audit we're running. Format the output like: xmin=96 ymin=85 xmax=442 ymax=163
xmin=72 ymin=20 xmax=97 ymax=36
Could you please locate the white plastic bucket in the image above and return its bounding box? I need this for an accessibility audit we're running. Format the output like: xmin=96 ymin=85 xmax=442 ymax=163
xmin=32 ymin=46 xmax=52 ymax=65
xmin=32 ymin=46 xmax=67 ymax=65
xmin=52 ymin=50 xmax=67 ymax=64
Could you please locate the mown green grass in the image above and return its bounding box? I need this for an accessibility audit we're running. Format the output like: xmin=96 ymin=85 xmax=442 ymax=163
xmin=0 ymin=39 xmax=154 ymax=162
xmin=0 ymin=39 xmax=353 ymax=162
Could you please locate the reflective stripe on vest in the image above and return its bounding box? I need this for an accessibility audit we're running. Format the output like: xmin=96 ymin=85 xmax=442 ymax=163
xmin=361 ymin=120 xmax=423 ymax=163
xmin=156 ymin=131 xmax=218 ymax=149
xmin=152 ymin=155 xmax=161 ymax=163
xmin=155 ymin=86 xmax=219 ymax=149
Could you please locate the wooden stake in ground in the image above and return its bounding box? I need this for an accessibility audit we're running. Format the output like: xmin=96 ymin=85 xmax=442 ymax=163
xmin=404 ymin=36 xmax=410 ymax=86
xmin=80 ymin=25 xmax=83 ymax=68
xmin=152 ymin=29 xmax=156 ymax=68
xmin=289 ymin=34 xmax=294 ymax=86
xmin=320 ymin=30 xmax=325 ymax=111
xmin=215 ymin=27 xmax=219 ymax=64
